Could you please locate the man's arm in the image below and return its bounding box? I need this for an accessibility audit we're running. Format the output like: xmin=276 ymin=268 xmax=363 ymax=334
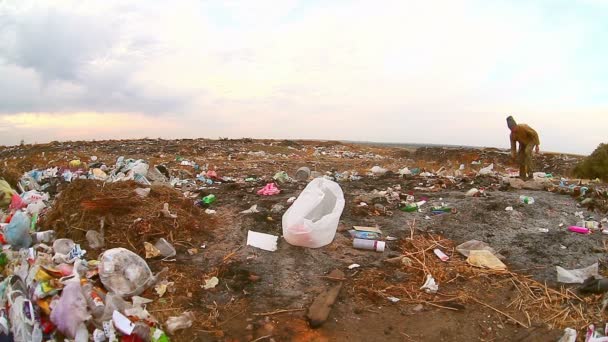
xmin=531 ymin=130 xmax=540 ymax=153
xmin=510 ymin=133 xmax=517 ymax=158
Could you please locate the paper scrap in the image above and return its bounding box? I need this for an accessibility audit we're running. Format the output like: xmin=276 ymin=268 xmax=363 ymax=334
xmin=387 ymin=296 xmax=400 ymax=303
xmin=246 ymin=230 xmax=278 ymax=252
xmin=467 ymin=250 xmax=507 ymax=270
xmin=112 ymin=310 xmax=135 ymax=335
xmin=420 ymin=274 xmax=438 ymax=294
xmin=203 ymin=276 xmax=219 ymax=290
xmin=144 ymin=242 xmax=161 ymax=259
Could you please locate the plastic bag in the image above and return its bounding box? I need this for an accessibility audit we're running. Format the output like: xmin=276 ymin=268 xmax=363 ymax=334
xmin=165 ymin=311 xmax=194 ymax=334
xmin=5 ymin=211 xmax=32 ymax=249
xmin=478 ymin=163 xmax=494 ymax=175
xmin=456 ymin=240 xmax=504 ymax=259
xmin=0 ymin=180 xmax=16 ymax=209
xmin=98 ymin=248 xmax=155 ymax=297
xmin=557 ymin=263 xmax=598 ymax=284
xmin=282 ymin=178 xmax=345 ymax=248
xmin=50 ymin=281 xmax=91 ymax=339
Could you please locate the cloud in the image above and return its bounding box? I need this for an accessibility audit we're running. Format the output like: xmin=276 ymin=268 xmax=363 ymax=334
xmin=0 ymin=0 xmax=606 ymax=154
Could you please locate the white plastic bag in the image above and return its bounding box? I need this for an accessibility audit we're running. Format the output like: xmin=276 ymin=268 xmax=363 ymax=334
xmin=556 ymin=263 xmax=599 ymax=284
xmin=478 ymin=163 xmax=494 ymax=175
xmin=98 ymin=248 xmax=155 ymax=297
xmin=282 ymin=178 xmax=345 ymax=248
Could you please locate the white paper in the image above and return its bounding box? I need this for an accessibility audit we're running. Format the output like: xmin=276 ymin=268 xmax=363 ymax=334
xmin=112 ymin=310 xmax=135 ymax=335
xmin=246 ymin=230 xmax=278 ymax=252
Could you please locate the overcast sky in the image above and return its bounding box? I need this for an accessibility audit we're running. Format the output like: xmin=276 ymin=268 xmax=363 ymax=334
xmin=0 ymin=0 xmax=606 ymax=154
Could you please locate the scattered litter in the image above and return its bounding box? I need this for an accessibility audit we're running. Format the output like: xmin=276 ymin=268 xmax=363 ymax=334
xmin=282 ymin=178 xmax=345 ymax=248
xmin=456 ymin=240 xmax=503 ymax=259
xmin=258 ymin=183 xmax=281 ymax=196
xmin=467 ymin=250 xmax=507 ymax=270
xmin=420 ymin=274 xmax=438 ymax=294
xmin=241 ymin=204 xmax=260 ymax=214
xmin=295 ymin=167 xmax=311 ymax=181
xmin=287 ymin=197 xmax=296 ymax=203
xmin=433 ymin=248 xmax=449 ymax=261
xmin=557 ymin=263 xmax=599 ymax=284
xmin=204 ymin=208 xmax=216 ymax=214
xmin=505 ymin=206 xmax=513 ymax=211
xmin=371 ymin=166 xmax=388 ymax=176
xmin=144 ymin=242 xmax=161 ymax=258
xmin=585 ymin=324 xmax=608 ymax=342
xmin=112 ymin=310 xmax=135 ymax=335
xmin=155 ymin=238 xmax=176 ymax=258
xmin=155 ymin=280 xmax=174 ymax=297
xmin=161 ymin=203 xmax=177 ymax=218
xmin=538 ymin=228 xmax=549 ymax=233
xmin=478 ymin=163 xmax=494 ymax=175
xmin=353 ymin=238 xmax=385 ymax=252
xmin=134 ymin=187 xmax=151 ymax=198
xmin=387 ymin=296 xmax=400 ymax=303
xmin=466 ymin=188 xmax=480 ymax=197
xmin=273 ymin=171 xmax=290 ymax=183
xmin=558 ymin=328 xmax=577 ymax=342
xmin=202 ymin=277 xmax=219 ymax=290
xmin=165 ymin=312 xmax=195 ymax=334
xmin=99 ymin=248 xmax=156 ymax=297
xmin=519 ymin=195 xmax=535 ymax=204
xmin=247 ymin=230 xmax=279 ymax=252
xmin=348 ymin=264 xmax=360 ymax=270
xmin=569 ymin=226 xmax=591 ymax=234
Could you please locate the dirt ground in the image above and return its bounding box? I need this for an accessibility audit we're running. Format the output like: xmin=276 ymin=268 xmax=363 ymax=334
xmin=1 ymin=138 xmax=607 ymax=341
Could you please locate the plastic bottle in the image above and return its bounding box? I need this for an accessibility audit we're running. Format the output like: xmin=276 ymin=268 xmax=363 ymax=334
xmin=519 ymin=195 xmax=535 ymax=204
xmin=82 ymin=283 xmax=106 ymax=318
xmin=295 ymin=167 xmax=311 ymax=182
xmin=353 ymin=238 xmax=385 ymax=252
xmin=568 ymin=226 xmax=590 ymax=234
xmin=33 ymin=230 xmax=55 ymax=244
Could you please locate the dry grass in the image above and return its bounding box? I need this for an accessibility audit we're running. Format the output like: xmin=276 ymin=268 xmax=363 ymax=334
xmin=351 ymin=220 xmax=607 ymax=330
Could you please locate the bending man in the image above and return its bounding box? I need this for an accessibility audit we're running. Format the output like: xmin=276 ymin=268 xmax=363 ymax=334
xmin=506 ymin=116 xmax=540 ymax=180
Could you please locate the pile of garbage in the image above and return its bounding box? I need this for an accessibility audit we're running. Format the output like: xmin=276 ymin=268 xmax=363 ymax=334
xmin=0 ymin=156 xmax=224 ymax=341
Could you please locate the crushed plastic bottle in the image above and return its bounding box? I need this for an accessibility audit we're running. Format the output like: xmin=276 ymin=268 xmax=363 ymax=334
xmin=519 ymin=195 xmax=535 ymax=204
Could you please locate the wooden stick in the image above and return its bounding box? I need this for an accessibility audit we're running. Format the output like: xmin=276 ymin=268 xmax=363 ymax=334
xmin=470 ymin=297 xmax=529 ymax=328
xmin=318 ymin=276 xmax=347 ymax=281
xmin=252 ymin=308 xmax=305 ymax=316
xmin=424 ymin=301 xmax=460 ymax=311
xmin=149 ymin=307 xmax=183 ymax=312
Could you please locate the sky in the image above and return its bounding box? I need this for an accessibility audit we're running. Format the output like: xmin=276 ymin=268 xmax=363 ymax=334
xmin=0 ymin=0 xmax=606 ymax=155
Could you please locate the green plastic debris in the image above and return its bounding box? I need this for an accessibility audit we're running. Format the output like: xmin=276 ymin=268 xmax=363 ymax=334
xmin=0 ymin=253 xmax=7 ymax=267
xmin=273 ymin=171 xmax=290 ymax=183
xmin=202 ymin=194 xmax=216 ymax=205
xmin=30 ymin=213 xmax=38 ymax=232
xmin=151 ymin=328 xmax=170 ymax=342
xmin=400 ymin=203 xmax=418 ymax=212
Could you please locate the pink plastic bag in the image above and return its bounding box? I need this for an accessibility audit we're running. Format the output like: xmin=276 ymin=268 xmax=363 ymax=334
xmin=257 ymin=183 xmax=280 ymax=196
xmin=50 ymin=282 xmax=91 ymax=338
xmin=8 ymin=194 xmax=25 ymax=210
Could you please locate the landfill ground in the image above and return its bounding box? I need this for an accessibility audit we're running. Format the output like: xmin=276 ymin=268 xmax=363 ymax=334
xmin=2 ymin=138 xmax=608 ymax=341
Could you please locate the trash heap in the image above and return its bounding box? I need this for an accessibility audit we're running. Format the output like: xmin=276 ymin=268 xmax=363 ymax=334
xmin=0 ymin=156 xmax=225 ymax=341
